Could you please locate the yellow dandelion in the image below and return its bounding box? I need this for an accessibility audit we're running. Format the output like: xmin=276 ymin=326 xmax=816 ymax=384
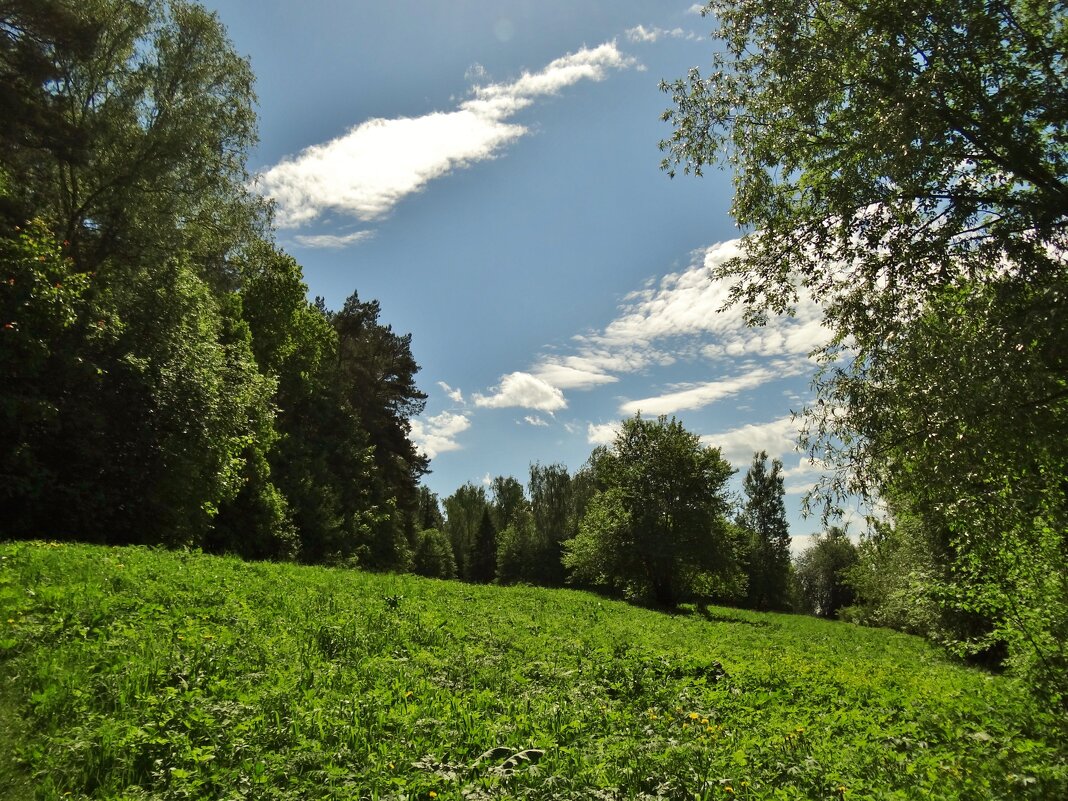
xmin=701 ymin=718 xmax=709 ymax=725
xmin=725 ymin=787 xmax=734 ymax=795
xmin=688 ymin=712 xmax=700 ymax=720
xmin=405 ymin=691 xmax=413 ymax=699
xmin=429 ymin=793 xmax=437 ymax=799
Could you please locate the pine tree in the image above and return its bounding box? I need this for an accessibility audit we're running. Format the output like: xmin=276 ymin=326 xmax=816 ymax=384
xmin=739 ymin=451 xmax=791 ymax=610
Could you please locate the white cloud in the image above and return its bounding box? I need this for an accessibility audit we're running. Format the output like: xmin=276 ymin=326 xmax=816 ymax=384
xmin=686 ymin=3 xmax=707 ymax=15
xmin=255 ymin=43 xmax=637 ymax=228
xmin=620 ymin=360 xmax=808 ymax=417
xmin=529 ymin=239 xmax=830 ymax=396
xmin=292 ymin=230 xmax=374 ymax=249
xmin=619 ymin=370 xmax=768 ymax=416
xmin=464 ymin=62 xmax=487 ymax=81
xmin=473 ymin=371 xmax=567 ymax=412
xmin=625 ymin=25 xmax=690 ymax=43
xmin=587 ymin=421 xmax=621 ymax=446
xmin=410 ymin=411 xmax=470 ymax=459
xmin=437 ymin=381 xmax=465 ymax=405
xmin=700 ymin=416 xmax=800 ymax=468
xmin=524 ymin=415 xmax=550 ymax=427
xmin=532 ymin=359 xmax=619 ymax=390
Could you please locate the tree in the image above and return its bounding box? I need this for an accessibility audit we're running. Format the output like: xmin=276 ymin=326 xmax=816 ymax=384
xmin=794 ymin=526 xmax=858 ymax=618
xmin=664 ymin=0 xmax=1067 ymax=704
xmin=470 ymin=507 xmax=498 ymax=583
xmin=412 ymin=528 xmax=456 ymax=580
xmin=415 ymin=486 xmax=446 ymax=533
xmin=495 ymin=509 xmax=540 ymax=586
xmin=738 ymin=451 xmax=791 ymax=610
xmin=0 ymin=0 xmax=278 ymax=551
xmin=443 ymin=483 xmax=488 ymax=581
xmin=332 ymin=291 xmax=428 ymax=546
xmin=1 ymin=0 xmax=265 ymax=274
xmin=563 ymin=415 xmax=736 ymax=608
xmin=489 ymin=475 xmax=527 ymax=532
xmin=527 ymin=462 xmax=573 ymax=586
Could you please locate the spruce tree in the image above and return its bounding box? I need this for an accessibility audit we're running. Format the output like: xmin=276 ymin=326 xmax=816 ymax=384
xmin=739 ymin=451 xmax=791 ymax=610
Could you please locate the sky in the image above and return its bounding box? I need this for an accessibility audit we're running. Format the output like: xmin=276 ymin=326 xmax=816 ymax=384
xmin=204 ymin=1 xmax=852 ymax=548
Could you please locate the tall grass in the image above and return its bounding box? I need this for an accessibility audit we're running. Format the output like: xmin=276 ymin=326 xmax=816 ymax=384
xmin=1 ymin=541 xmax=1064 ymax=799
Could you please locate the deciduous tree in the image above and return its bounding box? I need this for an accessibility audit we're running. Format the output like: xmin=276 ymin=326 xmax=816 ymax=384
xmin=564 ymin=415 xmax=735 ymax=608
xmin=663 ymin=0 xmax=1067 ymax=704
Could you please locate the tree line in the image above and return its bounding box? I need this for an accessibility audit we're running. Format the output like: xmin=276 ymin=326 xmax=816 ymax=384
xmin=0 ymin=0 xmax=427 ymax=568
xmin=415 ymin=415 xmax=816 ymax=617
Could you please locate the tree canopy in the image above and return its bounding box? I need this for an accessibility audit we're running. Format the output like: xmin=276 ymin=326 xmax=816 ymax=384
xmin=564 ymin=415 xmax=736 ymax=608
xmin=1 ymin=0 xmax=427 ymax=572
xmin=663 ymin=0 xmax=1067 ymax=703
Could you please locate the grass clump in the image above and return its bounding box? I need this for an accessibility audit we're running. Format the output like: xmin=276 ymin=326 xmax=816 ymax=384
xmin=1 ymin=541 xmax=1065 ymax=799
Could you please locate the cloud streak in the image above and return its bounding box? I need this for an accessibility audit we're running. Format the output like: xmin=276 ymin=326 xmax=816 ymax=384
xmin=624 ymin=25 xmax=693 ymax=43
xmin=531 ymin=240 xmax=831 ymax=397
xmin=292 ymin=230 xmax=375 ymax=249
xmin=255 ymin=43 xmax=637 ymax=228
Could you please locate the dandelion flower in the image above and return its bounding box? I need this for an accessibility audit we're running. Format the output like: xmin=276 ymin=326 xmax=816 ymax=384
xmin=689 ymin=712 xmax=700 ymax=720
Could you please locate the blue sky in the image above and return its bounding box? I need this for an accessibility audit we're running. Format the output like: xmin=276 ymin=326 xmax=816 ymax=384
xmin=204 ymin=1 xmax=848 ymax=546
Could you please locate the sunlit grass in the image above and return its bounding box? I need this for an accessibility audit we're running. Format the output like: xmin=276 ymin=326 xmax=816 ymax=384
xmin=0 ymin=541 xmax=1064 ymax=799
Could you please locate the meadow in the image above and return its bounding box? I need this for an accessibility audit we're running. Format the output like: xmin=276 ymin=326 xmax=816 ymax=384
xmin=0 ymin=541 xmax=1064 ymax=800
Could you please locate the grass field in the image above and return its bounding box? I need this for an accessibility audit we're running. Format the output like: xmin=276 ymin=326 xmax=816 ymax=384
xmin=0 ymin=541 xmax=1064 ymax=800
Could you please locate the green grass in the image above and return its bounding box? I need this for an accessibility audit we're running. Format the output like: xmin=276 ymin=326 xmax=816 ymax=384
xmin=0 ymin=542 xmax=1064 ymax=800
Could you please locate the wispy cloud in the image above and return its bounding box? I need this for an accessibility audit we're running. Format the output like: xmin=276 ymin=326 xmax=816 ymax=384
xmin=410 ymin=411 xmax=470 ymax=459
xmin=255 ymin=43 xmax=637 ymax=228
xmin=437 ymin=381 xmax=465 ymax=405
xmin=524 ymin=415 xmax=550 ymax=427
xmin=292 ymin=230 xmax=375 ymax=249
xmin=474 ymin=372 xmax=567 ymax=412
xmin=686 ymin=3 xmax=707 ymax=15
xmin=531 ymin=240 xmax=830 ymax=395
xmin=620 ymin=359 xmax=809 ymax=417
xmin=624 ymin=25 xmax=693 ymax=43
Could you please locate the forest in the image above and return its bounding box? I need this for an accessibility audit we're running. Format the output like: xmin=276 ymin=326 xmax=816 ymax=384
xmin=1 ymin=0 xmax=1064 ymax=719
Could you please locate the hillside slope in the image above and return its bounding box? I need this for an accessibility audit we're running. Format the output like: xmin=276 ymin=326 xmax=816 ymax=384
xmin=0 ymin=542 xmax=1064 ymax=800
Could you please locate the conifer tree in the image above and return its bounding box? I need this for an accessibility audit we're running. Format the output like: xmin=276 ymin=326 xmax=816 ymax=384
xmin=739 ymin=451 xmax=791 ymax=610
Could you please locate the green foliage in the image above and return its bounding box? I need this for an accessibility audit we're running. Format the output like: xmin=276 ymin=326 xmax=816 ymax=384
xmin=0 ymin=2 xmax=428 ymax=570
xmin=489 ymin=475 xmax=527 ymax=533
xmin=444 ymin=483 xmax=489 ymax=581
xmin=663 ymin=0 xmax=1068 ymax=705
xmin=526 ymin=463 xmax=573 ymax=586
xmin=412 ymin=528 xmax=457 ymax=580
xmin=469 ymin=508 xmax=497 ymax=584
xmin=738 ymin=451 xmax=791 ymax=611
xmin=494 ymin=512 xmax=540 ymax=586
xmin=794 ymin=527 xmax=858 ymax=618
xmin=565 ymin=415 xmax=736 ymax=608
xmin=5 ymin=0 xmax=265 ymax=270
xmin=843 ymin=506 xmax=949 ymax=639
xmin=1 ymin=542 xmax=1065 ymax=799
xmin=416 ymin=486 xmax=446 ymax=533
